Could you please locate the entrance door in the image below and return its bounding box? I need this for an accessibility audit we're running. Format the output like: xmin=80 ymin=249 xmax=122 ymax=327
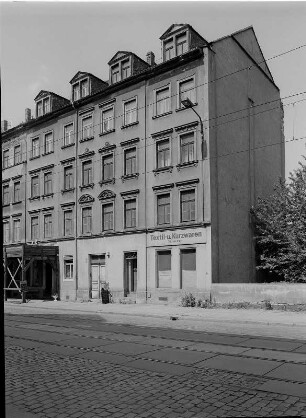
xmin=91 ymin=255 xmax=105 ymax=299
xmin=124 ymin=253 xmax=137 ymax=297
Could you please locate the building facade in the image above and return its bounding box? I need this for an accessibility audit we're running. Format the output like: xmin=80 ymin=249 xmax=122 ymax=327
xmin=2 ymin=24 xmax=284 ymax=303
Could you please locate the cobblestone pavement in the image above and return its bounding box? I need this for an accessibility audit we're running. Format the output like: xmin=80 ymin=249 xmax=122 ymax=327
xmin=5 ymin=313 xmax=306 ymax=418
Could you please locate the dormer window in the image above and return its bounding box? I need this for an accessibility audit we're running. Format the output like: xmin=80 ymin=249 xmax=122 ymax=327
xmin=37 ymin=97 xmax=50 ymax=117
xmin=110 ymin=58 xmax=131 ymax=84
xmin=72 ymin=78 xmax=89 ymax=101
xmin=163 ymin=30 xmax=189 ymax=61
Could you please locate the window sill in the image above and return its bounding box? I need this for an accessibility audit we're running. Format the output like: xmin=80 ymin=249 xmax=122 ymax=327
xmin=12 ymin=201 xmax=22 ymax=205
xmin=176 ymin=103 xmax=198 ymax=112
xmin=176 ymin=160 xmax=198 ymax=170
xmin=99 ymin=179 xmax=115 ymax=186
xmin=61 ymin=188 xmax=75 ymax=194
xmin=80 ymin=136 xmax=94 ymax=143
xmin=61 ymin=143 xmax=75 ymax=149
xmin=29 ymin=196 xmax=40 ymax=201
xmin=13 ymin=161 xmax=24 ymax=167
xmin=124 ymin=226 xmax=137 ymax=231
xmin=152 ymin=111 xmax=172 ymax=120
xmin=42 ymin=193 xmax=54 ymax=199
xmin=101 ymin=230 xmax=115 ymax=235
xmin=42 ymin=151 xmax=54 ymax=156
xmin=29 ymin=156 xmax=40 ymax=161
xmin=121 ymin=121 xmax=139 ymax=130
xmin=153 ymin=166 xmax=173 ymax=175
xmin=121 ymin=173 xmax=139 ymax=182
xmin=2 ymin=203 xmax=10 ymax=207
xmin=99 ymin=129 xmax=115 ymax=137
xmin=79 ymin=183 xmax=94 ymax=191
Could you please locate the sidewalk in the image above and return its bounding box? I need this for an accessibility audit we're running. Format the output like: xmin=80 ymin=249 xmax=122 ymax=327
xmin=5 ymin=298 xmax=306 ymax=340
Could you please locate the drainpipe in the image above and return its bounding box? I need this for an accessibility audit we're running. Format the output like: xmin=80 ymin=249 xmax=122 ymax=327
xmin=144 ymin=80 xmax=148 ymax=303
xmin=74 ymin=104 xmax=79 ymax=301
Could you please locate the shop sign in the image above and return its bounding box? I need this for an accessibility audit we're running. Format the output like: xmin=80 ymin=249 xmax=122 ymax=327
xmin=147 ymin=227 xmax=206 ymax=247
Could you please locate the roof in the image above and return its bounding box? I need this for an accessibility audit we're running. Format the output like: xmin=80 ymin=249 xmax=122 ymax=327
xmin=69 ymin=71 xmax=107 ymax=85
xmin=34 ymin=90 xmax=69 ymax=102
xmin=108 ymin=51 xmax=149 ymax=68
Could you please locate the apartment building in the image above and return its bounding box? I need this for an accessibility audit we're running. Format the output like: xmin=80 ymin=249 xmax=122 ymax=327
xmin=2 ymin=24 xmax=284 ymax=303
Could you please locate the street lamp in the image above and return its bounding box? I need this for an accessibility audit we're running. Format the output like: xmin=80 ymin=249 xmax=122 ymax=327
xmin=181 ymin=98 xmax=207 ymax=159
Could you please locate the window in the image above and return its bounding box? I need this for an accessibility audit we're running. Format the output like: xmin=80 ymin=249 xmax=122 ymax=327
xmin=82 ymin=160 xmax=93 ymax=186
xmin=82 ymin=115 xmax=93 ymax=140
xmin=122 ymin=59 xmax=131 ymax=80
xmin=124 ymin=148 xmax=137 ymax=175
xmin=13 ymin=219 xmax=21 ymax=242
xmin=64 ymin=166 xmax=74 ymax=190
xmin=13 ymin=181 xmax=21 ymax=203
xmin=176 ymin=32 xmax=188 ymax=55
xmin=181 ymin=249 xmax=196 ymax=288
xmin=101 ymin=106 xmax=114 ymax=133
xmin=102 ymin=154 xmax=113 ymax=181
xmin=64 ymin=123 xmax=74 ymax=146
xmin=3 ymin=221 xmax=10 ymax=244
xmin=102 ymin=203 xmax=113 ymax=231
xmin=111 ymin=64 xmax=120 ymax=83
xmin=164 ymin=39 xmax=174 ymax=61
xmin=31 ymin=175 xmax=39 ymax=198
xmin=3 ymin=185 xmax=10 ymax=205
xmin=157 ymin=250 xmax=172 ymax=288
xmin=64 ymin=259 xmax=74 ymax=280
xmin=44 ymin=214 xmax=52 ymax=238
xmin=156 ymin=86 xmax=171 ymax=116
xmin=81 ymin=79 xmax=89 ymax=97
xmin=180 ymin=132 xmax=195 ymax=163
xmin=44 ymin=172 xmax=52 ymax=195
xmin=157 ymin=193 xmax=170 ymax=225
xmin=73 ymin=84 xmax=80 ymax=101
xmin=156 ymin=139 xmax=170 ymax=168
xmin=123 ymin=98 xmax=137 ymax=126
xmin=179 ymin=78 xmax=196 ymax=108
xmin=82 ymin=207 xmax=92 ymax=234
xmin=32 ymin=138 xmax=40 ymax=158
xmin=37 ymin=97 xmax=50 ymax=117
xmin=180 ymin=189 xmax=195 ymax=222
xmin=44 ymin=132 xmax=53 ymax=154
xmin=14 ymin=145 xmax=21 ymax=165
xmin=73 ymin=79 xmax=89 ymax=101
xmin=31 ymin=216 xmax=39 ymax=240
xmin=64 ymin=210 xmax=73 ymax=236
xmin=3 ymin=150 xmax=9 ymax=168
xmin=124 ymin=199 xmax=136 ymax=228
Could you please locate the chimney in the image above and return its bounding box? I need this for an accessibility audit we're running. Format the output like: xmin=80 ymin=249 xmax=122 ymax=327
xmin=25 ymin=108 xmax=31 ymax=122
xmin=1 ymin=120 xmax=8 ymax=132
xmin=146 ymin=51 xmax=156 ymax=67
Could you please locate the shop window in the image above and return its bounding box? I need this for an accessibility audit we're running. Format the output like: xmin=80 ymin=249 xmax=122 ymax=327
xmin=157 ymin=250 xmax=172 ymax=288
xmin=181 ymin=249 xmax=196 ymax=288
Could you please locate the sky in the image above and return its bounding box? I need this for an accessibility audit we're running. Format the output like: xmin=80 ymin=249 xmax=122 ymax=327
xmin=1 ymin=0 xmax=306 ymax=176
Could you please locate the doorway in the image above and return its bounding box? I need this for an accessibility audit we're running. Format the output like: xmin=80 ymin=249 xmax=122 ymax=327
xmin=124 ymin=252 xmax=137 ymax=297
xmin=90 ymin=255 xmax=106 ymax=299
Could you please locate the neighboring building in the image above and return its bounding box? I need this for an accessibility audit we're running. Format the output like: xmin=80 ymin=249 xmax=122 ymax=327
xmin=2 ymin=24 xmax=284 ymax=303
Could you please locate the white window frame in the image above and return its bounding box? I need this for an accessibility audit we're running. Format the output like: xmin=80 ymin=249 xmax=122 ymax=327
xmin=14 ymin=145 xmax=21 ymax=165
xmin=13 ymin=218 xmax=21 ymax=243
xmin=64 ymin=258 xmax=74 ymax=281
xmin=43 ymin=171 xmax=53 ymax=195
xmin=123 ymin=146 xmax=138 ymax=176
xmin=177 ymin=75 xmax=196 ymax=109
xmin=155 ymin=190 xmax=172 ymax=226
xmin=154 ymin=84 xmax=171 ymax=117
xmin=63 ymin=208 xmax=74 ymax=237
xmin=178 ymin=130 xmax=197 ymax=164
xmin=43 ymin=213 xmax=53 ymax=239
xmin=82 ymin=159 xmax=93 ymax=186
xmin=101 ymin=201 xmax=115 ymax=232
xmin=44 ymin=131 xmax=54 ymax=154
xmin=30 ymin=215 xmax=39 ymax=241
xmin=31 ymin=175 xmax=40 ymax=198
xmin=31 ymin=137 xmax=40 ymax=158
xmin=63 ymin=165 xmax=74 ymax=190
xmin=100 ymin=105 xmax=115 ymax=134
xmin=81 ymin=114 xmax=93 ymax=140
xmin=3 ymin=149 xmax=10 ymax=169
xmin=156 ymin=248 xmax=172 ymax=289
xmin=36 ymin=96 xmax=50 ymax=117
xmin=179 ymin=186 xmax=197 ymax=224
xmin=63 ymin=122 xmax=75 ymax=146
xmin=3 ymin=220 xmax=10 ymax=244
xmin=72 ymin=77 xmax=89 ymax=101
xmin=101 ymin=153 xmax=114 ymax=182
xmin=122 ymin=195 xmax=138 ymax=230
xmin=155 ymin=137 xmax=172 ymax=169
xmin=123 ymin=96 xmax=138 ymax=126
xmin=81 ymin=206 xmax=93 ymax=235
xmin=3 ymin=184 xmax=10 ymax=205
xmin=13 ymin=181 xmax=21 ymax=203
